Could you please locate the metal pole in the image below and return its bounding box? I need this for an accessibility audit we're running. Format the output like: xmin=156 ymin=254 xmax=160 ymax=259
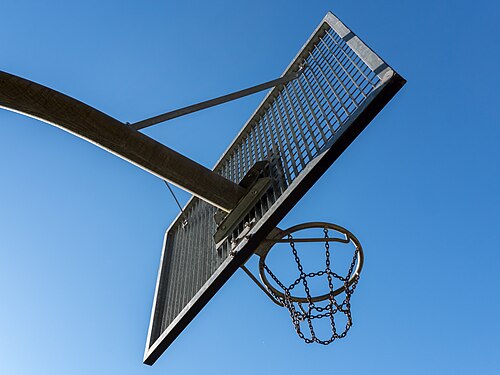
xmin=130 ymin=71 xmax=302 ymax=130
xmin=0 ymin=70 xmax=246 ymax=212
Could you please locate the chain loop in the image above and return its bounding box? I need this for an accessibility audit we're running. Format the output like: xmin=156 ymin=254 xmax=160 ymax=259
xmin=261 ymin=225 xmax=361 ymax=345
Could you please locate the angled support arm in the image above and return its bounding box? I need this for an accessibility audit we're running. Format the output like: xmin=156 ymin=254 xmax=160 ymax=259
xmin=130 ymin=69 xmax=303 ymax=130
xmin=0 ymin=70 xmax=246 ymax=212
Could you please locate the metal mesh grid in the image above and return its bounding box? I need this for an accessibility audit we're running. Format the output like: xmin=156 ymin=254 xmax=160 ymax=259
xmin=148 ymin=19 xmax=386 ymax=346
xmin=155 ymin=199 xmax=221 ymax=334
xmin=216 ymin=27 xmax=380 ymax=184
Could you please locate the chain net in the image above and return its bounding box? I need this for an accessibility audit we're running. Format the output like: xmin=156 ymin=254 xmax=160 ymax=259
xmin=262 ymin=228 xmax=360 ymax=344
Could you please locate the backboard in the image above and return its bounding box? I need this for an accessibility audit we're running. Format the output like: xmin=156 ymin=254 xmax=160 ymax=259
xmin=144 ymin=11 xmax=405 ymax=364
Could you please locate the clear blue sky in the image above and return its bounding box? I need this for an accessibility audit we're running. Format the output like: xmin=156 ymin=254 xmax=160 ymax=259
xmin=0 ymin=1 xmax=499 ymax=374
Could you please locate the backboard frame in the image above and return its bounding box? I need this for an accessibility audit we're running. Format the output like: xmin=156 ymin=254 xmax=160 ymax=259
xmin=144 ymin=11 xmax=406 ymax=365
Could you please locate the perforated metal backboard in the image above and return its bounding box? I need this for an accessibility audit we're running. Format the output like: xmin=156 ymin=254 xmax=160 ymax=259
xmin=144 ymin=11 xmax=405 ymax=364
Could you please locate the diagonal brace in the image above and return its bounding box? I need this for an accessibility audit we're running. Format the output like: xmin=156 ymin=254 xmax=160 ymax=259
xmin=130 ymin=69 xmax=303 ymax=131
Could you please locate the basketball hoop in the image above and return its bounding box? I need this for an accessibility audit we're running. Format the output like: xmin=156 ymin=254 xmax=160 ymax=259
xmin=250 ymin=222 xmax=364 ymax=344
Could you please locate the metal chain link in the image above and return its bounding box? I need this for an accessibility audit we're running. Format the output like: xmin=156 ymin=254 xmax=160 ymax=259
xmin=262 ymin=227 xmax=360 ymax=345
